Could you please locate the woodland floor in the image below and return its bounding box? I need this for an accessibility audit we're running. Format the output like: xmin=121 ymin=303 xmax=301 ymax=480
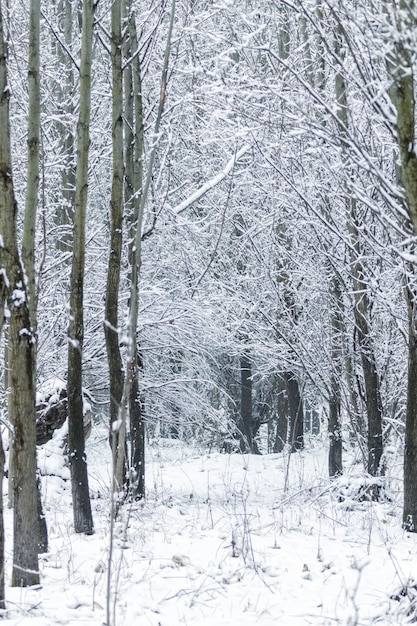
xmin=1 ymin=423 xmax=416 ymax=625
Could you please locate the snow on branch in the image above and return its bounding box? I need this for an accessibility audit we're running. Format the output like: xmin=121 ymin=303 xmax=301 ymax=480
xmin=171 ymin=145 xmax=251 ymax=216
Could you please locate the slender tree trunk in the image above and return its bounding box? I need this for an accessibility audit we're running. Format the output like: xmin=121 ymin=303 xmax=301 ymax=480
xmin=127 ymin=6 xmax=145 ymax=500
xmin=5 ymin=337 xmax=15 ymax=510
xmin=0 ymin=434 xmax=4 ymax=607
xmin=22 ymin=0 xmax=40 ymax=326
xmin=328 ymin=370 xmax=343 ymax=476
xmin=9 ymin=298 xmax=40 ymax=585
xmin=393 ymin=1 xmax=417 ymax=237
xmin=334 ymin=24 xmax=383 ymax=477
xmin=239 ymin=352 xmax=252 ymax=452
xmin=0 ymin=306 xmax=5 ymax=606
xmin=391 ymin=1 xmax=417 ymax=528
xmin=67 ymin=0 xmax=94 ymax=535
xmin=274 ymin=374 xmax=288 ymax=453
xmin=328 ymin=381 xmax=343 ymax=475
xmin=21 ymin=0 xmax=48 ymax=554
xmin=287 ymin=372 xmax=304 ymax=453
xmin=404 ymin=278 xmax=417 ymax=530
xmin=105 ymin=0 xmax=125 ymax=491
xmin=274 ymin=372 xmax=304 ymax=453
xmin=314 ymin=7 xmax=344 ymax=476
xmin=328 ymin=274 xmax=343 ymax=476
xmin=0 ymin=2 xmax=40 ymax=587
xmin=55 ymin=0 xmax=76 ymax=253
xmin=118 ymin=0 xmax=175 ymax=498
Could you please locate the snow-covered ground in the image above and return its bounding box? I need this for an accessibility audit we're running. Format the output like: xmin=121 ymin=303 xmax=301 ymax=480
xmin=3 ymin=425 xmax=417 ymax=625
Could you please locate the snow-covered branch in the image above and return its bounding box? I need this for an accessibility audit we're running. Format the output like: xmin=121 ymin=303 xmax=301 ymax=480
xmin=171 ymin=145 xmax=251 ymax=216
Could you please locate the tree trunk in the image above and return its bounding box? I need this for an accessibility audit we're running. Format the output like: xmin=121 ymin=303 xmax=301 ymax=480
xmin=130 ymin=347 xmax=145 ymax=498
xmin=105 ymin=0 xmax=125 ymax=491
xmin=328 ymin=274 xmax=343 ymax=477
xmin=0 ymin=3 xmax=40 ymax=587
xmin=121 ymin=0 xmax=175 ymax=497
xmin=328 ymin=384 xmax=342 ymax=477
xmin=239 ymin=352 xmax=253 ymax=452
xmin=9 ymin=299 xmax=40 ymax=585
xmin=287 ymin=372 xmax=304 ymax=453
xmin=67 ymin=0 xmax=94 ymax=535
xmin=388 ymin=0 xmax=417 ymax=528
xmin=54 ymin=0 xmax=76 ymax=253
xmin=334 ymin=23 xmax=383 ymax=477
xmin=0 ymin=434 xmax=4 ymax=607
xmin=404 ymin=279 xmax=417 ymax=529
xmin=127 ymin=6 xmax=146 ymax=500
xmin=393 ymin=1 xmax=417 ymax=237
xmin=274 ymin=374 xmax=288 ymax=453
xmin=21 ymin=0 xmax=48 ymax=554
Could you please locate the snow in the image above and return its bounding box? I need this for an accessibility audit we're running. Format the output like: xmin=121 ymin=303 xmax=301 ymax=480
xmin=0 ymin=268 xmax=8 ymax=288
xmin=171 ymin=145 xmax=251 ymax=216
xmin=11 ymin=287 xmax=25 ymax=307
xmin=2 ymin=429 xmax=416 ymax=625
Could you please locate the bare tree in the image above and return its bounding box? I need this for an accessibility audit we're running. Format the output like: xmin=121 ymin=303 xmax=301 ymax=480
xmin=104 ymin=0 xmax=125 ymax=492
xmin=333 ymin=21 xmax=383 ymax=479
xmin=0 ymin=0 xmax=40 ymax=587
xmin=389 ymin=0 xmax=417 ymax=529
xmin=67 ymin=0 xmax=94 ymax=535
xmin=21 ymin=0 xmax=48 ymax=553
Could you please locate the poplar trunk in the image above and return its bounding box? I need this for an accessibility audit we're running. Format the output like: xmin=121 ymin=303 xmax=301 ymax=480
xmin=67 ymin=0 xmax=94 ymax=535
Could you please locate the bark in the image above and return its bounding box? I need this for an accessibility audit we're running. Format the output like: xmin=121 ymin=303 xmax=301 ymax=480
xmin=119 ymin=0 xmax=175 ymax=498
xmin=21 ymin=0 xmax=48 ymax=554
xmin=273 ymin=371 xmax=305 ymax=453
xmin=392 ymin=1 xmax=417 ymax=528
xmin=127 ymin=8 xmax=145 ymax=500
xmin=404 ymin=280 xmax=417 ymax=530
xmin=287 ymin=372 xmax=304 ymax=453
xmin=328 ymin=275 xmax=343 ymax=476
xmin=129 ymin=348 xmax=145 ymax=498
xmin=0 ymin=434 xmax=4 ymax=607
xmin=0 ymin=3 xmax=40 ymax=587
xmin=315 ymin=7 xmax=343 ymax=476
xmin=278 ymin=4 xmax=290 ymax=61
xmin=9 ymin=299 xmax=40 ymax=585
xmin=105 ymin=0 xmax=125 ymax=491
xmin=22 ymin=0 xmax=40 ymax=330
xmin=394 ymin=1 xmax=417 ymax=236
xmin=54 ymin=0 xmax=76 ymax=253
xmin=344 ymin=342 xmax=367 ymax=459
xmin=5 ymin=337 xmax=13 ymax=509
xmin=273 ymin=372 xmax=304 ymax=453
xmin=300 ymin=15 xmax=314 ymax=88
xmin=334 ymin=24 xmax=383 ymax=477
xmin=274 ymin=374 xmax=288 ymax=453
xmin=239 ymin=352 xmax=253 ymax=452
xmin=67 ymin=0 xmax=94 ymax=535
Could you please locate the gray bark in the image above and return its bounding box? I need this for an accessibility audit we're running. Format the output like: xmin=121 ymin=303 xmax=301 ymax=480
xmin=287 ymin=372 xmax=304 ymax=453
xmin=21 ymin=0 xmax=48 ymax=553
xmin=0 ymin=3 xmax=40 ymax=586
xmin=54 ymin=0 xmax=76 ymax=253
xmin=334 ymin=23 xmax=383 ymax=477
xmin=274 ymin=374 xmax=288 ymax=453
xmin=117 ymin=0 xmax=175 ymax=499
xmin=239 ymin=352 xmax=253 ymax=453
xmin=404 ymin=278 xmax=417 ymax=530
xmin=390 ymin=0 xmax=417 ymax=528
xmin=105 ymin=0 xmax=125 ymax=491
xmin=67 ymin=0 xmax=94 ymax=535
xmin=127 ymin=6 xmax=145 ymax=500
xmin=328 ymin=275 xmax=343 ymax=477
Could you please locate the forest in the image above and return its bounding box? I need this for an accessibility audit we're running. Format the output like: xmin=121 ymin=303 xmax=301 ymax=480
xmin=1 ymin=0 xmax=417 ymax=623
